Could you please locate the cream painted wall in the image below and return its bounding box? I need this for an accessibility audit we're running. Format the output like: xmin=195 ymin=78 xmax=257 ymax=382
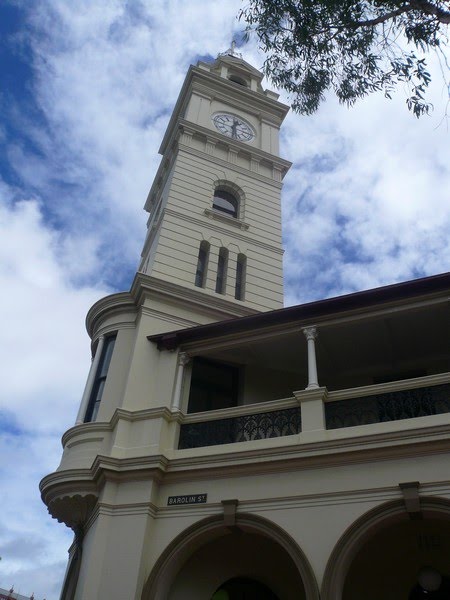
xmin=146 ymin=147 xmax=285 ymax=311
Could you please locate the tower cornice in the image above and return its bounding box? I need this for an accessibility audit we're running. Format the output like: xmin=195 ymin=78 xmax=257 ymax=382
xmin=159 ymin=64 xmax=290 ymax=156
xmin=85 ymin=272 xmax=259 ymax=341
xmin=145 ymin=120 xmax=292 ymax=211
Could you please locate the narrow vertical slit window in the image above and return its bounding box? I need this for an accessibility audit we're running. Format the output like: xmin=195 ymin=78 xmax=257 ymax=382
xmin=84 ymin=335 xmax=117 ymax=423
xmin=195 ymin=241 xmax=209 ymax=288
xmin=215 ymin=247 xmax=228 ymax=294
xmin=235 ymin=254 xmax=246 ymax=300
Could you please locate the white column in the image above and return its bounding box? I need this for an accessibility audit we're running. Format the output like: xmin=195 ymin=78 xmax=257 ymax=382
xmin=171 ymin=352 xmax=190 ymax=412
xmin=75 ymin=335 xmax=105 ymax=425
xmin=303 ymin=327 xmax=319 ymax=389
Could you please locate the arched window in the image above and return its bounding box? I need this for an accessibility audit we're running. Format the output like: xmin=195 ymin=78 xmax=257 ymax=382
xmin=235 ymin=254 xmax=246 ymax=300
xmin=215 ymin=247 xmax=228 ymax=294
xmin=213 ymin=189 xmax=238 ymax=218
xmin=195 ymin=241 xmax=209 ymax=288
xmin=228 ymin=75 xmax=247 ymax=87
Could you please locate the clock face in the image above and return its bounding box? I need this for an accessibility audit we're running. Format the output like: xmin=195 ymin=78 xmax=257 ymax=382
xmin=212 ymin=113 xmax=255 ymax=142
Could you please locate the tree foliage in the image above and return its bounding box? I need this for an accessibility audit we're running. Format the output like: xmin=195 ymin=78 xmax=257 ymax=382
xmin=239 ymin=0 xmax=450 ymax=116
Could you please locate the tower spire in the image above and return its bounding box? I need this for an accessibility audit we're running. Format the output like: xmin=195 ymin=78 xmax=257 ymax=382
xmin=219 ymin=39 xmax=243 ymax=59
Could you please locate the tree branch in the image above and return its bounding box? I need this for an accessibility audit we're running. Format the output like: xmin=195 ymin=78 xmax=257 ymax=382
xmin=348 ymin=6 xmax=413 ymax=28
xmin=349 ymin=1 xmax=450 ymax=28
xmin=408 ymin=0 xmax=450 ymax=24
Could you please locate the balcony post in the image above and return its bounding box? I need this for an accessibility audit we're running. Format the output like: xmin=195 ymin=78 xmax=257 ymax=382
xmin=294 ymin=387 xmax=327 ymax=433
xmin=172 ymin=352 xmax=190 ymax=412
xmin=303 ymin=326 xmax=319 ymax=389
xmin=75 ymin=335 xmax=105 ymax=425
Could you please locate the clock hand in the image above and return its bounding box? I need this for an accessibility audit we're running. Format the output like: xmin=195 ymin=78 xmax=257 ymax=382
xmin=231 ymin=118 xmax=238 ymax=138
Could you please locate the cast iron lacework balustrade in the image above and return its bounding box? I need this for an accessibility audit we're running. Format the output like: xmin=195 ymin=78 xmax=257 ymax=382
xmin=178 ymin=407 xmax=302 ymax=449
xmin=325 ymin=383 xmax=450 ymax=430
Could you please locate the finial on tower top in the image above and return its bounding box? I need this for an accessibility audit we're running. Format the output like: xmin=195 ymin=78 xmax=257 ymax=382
xmin=218 ymin=40 xmax=243 ymax=59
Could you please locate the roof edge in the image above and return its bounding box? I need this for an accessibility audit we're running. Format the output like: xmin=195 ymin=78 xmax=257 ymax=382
xmin=148 ymin=272 xmax=450 ymax=350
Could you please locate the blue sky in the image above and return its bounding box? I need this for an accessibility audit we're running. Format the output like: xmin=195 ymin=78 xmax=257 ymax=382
xmin=0 ymin=1 xmax=449 ymax=598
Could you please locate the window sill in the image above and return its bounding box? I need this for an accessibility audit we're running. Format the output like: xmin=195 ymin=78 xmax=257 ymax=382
xmin=204 ymin=208 xmax=249 ymax=231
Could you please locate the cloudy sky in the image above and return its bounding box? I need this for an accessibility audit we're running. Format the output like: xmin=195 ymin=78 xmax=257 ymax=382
xmin=0 ymin=1 xmax=449 ymax=598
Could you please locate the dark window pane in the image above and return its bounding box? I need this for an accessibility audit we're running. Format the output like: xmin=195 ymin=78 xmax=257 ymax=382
xmin=84 ymin=335 xmax=116 ymax=423
xmin=215 ymin=248 xmax=228 ymax=294
xmin=213 ymin=189 xmax=238 ymax=218
xmin=187 ymin=358 xmax=239 ymax=413
xmin=235 ymin=254 xmax=246 ymax=300
xmin=195 ymin=242 xmax=209 ymax=287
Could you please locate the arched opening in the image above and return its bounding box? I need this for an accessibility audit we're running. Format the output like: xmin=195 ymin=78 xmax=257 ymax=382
xmin=212 ymin=576 xmax=279 ymax=599
xmin=167 ymin=530 xmax=305 ymax=599
xmin=235 ymin=254 xmax=246 ymax=300
xmin=215 ymin=247 xmax=228 ymax=294
xmin=343 ymin=518 xmax=450 ymax=599
xmin=228 ymin=75 xmax=248 ymax=87
xmin=195 ymin=240 xmax=210 ymax=288
xmin=213 ymin=189 xmax=239 ymax=218
xmin=143 ymin=514 xmax=319 ymax=600
xmin=322 ymin=499 xmax=450 ymax=600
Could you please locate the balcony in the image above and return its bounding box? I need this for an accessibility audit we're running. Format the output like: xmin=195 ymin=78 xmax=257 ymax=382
xmin=178 ymin=374 xmax=450 ymax=450
xmin=325 ymin=382 xmax=450 ymax=430
xmin=179 ymin=403 xmax=301 ymax=449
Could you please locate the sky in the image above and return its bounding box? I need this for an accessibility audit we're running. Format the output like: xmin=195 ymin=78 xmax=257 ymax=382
xmin=0 ymin=1 xmax=449 ymax=598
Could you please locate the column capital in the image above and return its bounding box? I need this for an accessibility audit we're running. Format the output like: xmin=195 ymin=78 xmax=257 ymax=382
xmin=302 ymin=326 xmax=318 ymax=341
xmin=178 ymin=352 xmax=191 ymax=367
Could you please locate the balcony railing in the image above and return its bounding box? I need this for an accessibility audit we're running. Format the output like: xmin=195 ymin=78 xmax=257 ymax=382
xmin=325 ymin=382 xmax=450 ymax=430
xmin=178 ymin=376 xmax=450 ymax=450
xmin=179 ymin=405 xmax=301 ymax=449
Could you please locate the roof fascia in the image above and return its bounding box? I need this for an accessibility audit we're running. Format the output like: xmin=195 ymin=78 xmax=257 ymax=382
xmin=148 ymin=272 xmax=450 ymax=351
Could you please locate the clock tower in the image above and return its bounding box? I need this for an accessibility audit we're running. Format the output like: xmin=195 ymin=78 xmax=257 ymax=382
xmin=40 ymin=50 xmax=293 ymax=600
xmin=139 ymin=47 xmax=291 ymax=314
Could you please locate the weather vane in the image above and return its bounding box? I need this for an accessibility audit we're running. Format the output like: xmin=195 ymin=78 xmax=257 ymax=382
xmin=219 ymin=40 xmax=243 ymax=59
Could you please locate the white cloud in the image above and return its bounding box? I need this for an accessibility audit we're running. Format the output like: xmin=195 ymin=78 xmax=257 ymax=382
xmin=0 ymin=181 xmax=108 ymax=598
xmin=280 ymin=58 xmax=450 ymax=305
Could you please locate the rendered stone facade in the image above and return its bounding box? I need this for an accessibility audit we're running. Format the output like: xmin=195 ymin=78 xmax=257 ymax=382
xmin=41 ymin=51 xmax=450 ymax=600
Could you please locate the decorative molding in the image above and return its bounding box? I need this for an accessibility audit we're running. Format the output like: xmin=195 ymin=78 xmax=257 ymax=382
xmin=181 ymin=397 xmax=297 ymax=424
xmin=178 ymin=138 xmax=286 ymax=188
xmin=321 ymin=497 xmax=450 ymax=600
xmin=166 ymin=421 xmax=450 ymax=482
xmin=327 ymin=371 xmax=450 ymax=403
xmin=47 ymin=493 xmax=98 ymax=530
xmin=131 ymin=272 xmax=260 ymax=318
xmin=250 ymin=158 xmax=259 ymax=173
xmin=140 ymin=305 xmax=202 ymax=329
xmin=164 ymin=208 xmax=281 ymax=253
xmin=97 ymin=501 xmax=158 ymax=519
xmin=178 ymin=115 xmax=290 ymax=166
xmin=205 ymin=137 xmax=216 ymax=155
xmin=222 ymin=499 xmax=239 ymax=528
xmin=86 ymin=292 xmax=136 ymax=338
xmin=142 ymin=512 xmax=319 ymax=600
xmin=228 ymin=148 xmax=239 ymax=164
xmin=85 ymin=272 xmax=258 ymax=338
xmin=204 ymin=207 xmax=249 ymax=230
xmin=180 ymin=130 xmax=193 ymax=146
xmin=177 ymin=352 xmax=191 ymax=367
xmin=302 ymin=326 xmax=318 ymax=341
xmin=399 ymin=481 xmax=421 ymax=517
